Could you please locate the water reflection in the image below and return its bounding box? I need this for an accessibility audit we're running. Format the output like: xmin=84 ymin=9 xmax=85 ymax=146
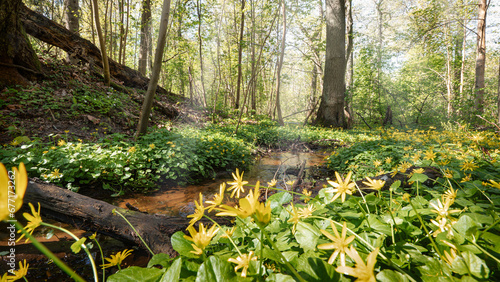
xmin=113 ymin=152 xmax=327 ymax=216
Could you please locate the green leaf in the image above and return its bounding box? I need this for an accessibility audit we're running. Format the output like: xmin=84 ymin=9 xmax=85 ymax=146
xmin=160 ymin=257 xmax=182 ymax=282
xmin=70 ymin=238 xmax=86 ymax=254
xmin=266 ymin=273 xmax=295 ymax=282
xmin=377 ymin=269 xmax=410 ymax=282
xmin=147 ymin=253 xmax=172 ymax=268
xmin=107 ymin=266 xmax=165 ymax=282
xmin=461 ymin=251 xmax=490 ymax=279
xmin=268 ymin=192 xmax=293 ymax=210
xmin=390 ymin=180 xmax=401 ymax=190
xmin=409 ymin=173 xmax=428 ymax=183
xmin=295 ymin=256 xmax=338 ymax=282
xmin=294 ymin=222 xmax=320 ymax=252
xmin=454 ymin=214 xmax=480 ymax=238
xmin=171 ymin=231 xmax=199 ymax=258
xmin=195 ymin=256 xmax=235 ymax=282
xmin=367 ymin=214 xmax=392 ymax=235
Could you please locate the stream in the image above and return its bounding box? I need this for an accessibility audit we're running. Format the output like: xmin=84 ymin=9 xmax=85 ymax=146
xmin=0 ymin=151 xmax=328 ymax=280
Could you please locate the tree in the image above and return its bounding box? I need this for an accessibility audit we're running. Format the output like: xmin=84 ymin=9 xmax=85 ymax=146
xmin=136 ymin=0 xmax=172 ymax=137
xmin=138 ymin=0 xmax=152 ymax=76
xmin=474 ymin=0 xmax=488 ymax=116
xmin=315 ymin=0 xmax=346 ymax=128
xmin=274 ymin=0 xmax=286 ymax=126
xmin=64 ymin=0 xmax=79 ymax=64
xmin=92 ymin=0 xmax=110 ymax=86
xmin=0 ymin=0 xmax=41 ymax=88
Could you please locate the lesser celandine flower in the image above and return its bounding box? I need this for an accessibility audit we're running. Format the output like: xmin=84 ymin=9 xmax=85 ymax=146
xmin=17 ymin=203 xmax=43 ymax=243
xmin=205 ymin=183 xmax=225 ymax=212
xmin=57 ymin=139 xmax=66 ymax=146
xmin=487 ymin=180 xmax=500 ymax=189
xmin=336 ymin=246 xmax=379 ymax=282
xmin=430 ymin=198 xmax=461 ymax=221
xmin=302 ymin=188 xmax=312 ymax=202
xmin=424 ymin=149 xmax=436 ymax=160
xmin=317 ymin=221 xmax=355 ymax=266
xmin=227 ymin=168 xmax=248 ymax=198
xmin=184 ymin=223 xmax=219 ymax=256
xmin=228 ymin=251 xmax=258 ymax=278
xmin=287 ymin=203 xmax=301 ymax=234
xmin=362 ymin=177 xmax=385 ymax=191
xmin=101 ymin=249 xmax=133 ymax=269
xmin=326 ymin=171 xmax=355 ymax=203
xmin=217 ymin=182 xmax=261 ymax=219
xmin=7 ymin=259 xmax=29 ymax=281
xmin=1 ymin=162 xmax=27 ymax=221
xmin=187 ymin=193 xmax=205 ymax=228
xmin=267 ymin=179 xmax=277 ymax=187
xmin=461 ymin=160 xmax=478 ymax=171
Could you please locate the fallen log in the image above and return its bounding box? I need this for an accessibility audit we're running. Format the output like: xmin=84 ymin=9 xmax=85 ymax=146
xmin=23 ymin=179 xmax=229 ymax=256
xmin=19 ymin=5 xmax=184 ymax=106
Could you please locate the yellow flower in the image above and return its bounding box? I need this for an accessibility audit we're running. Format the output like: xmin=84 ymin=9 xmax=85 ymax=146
xmin=149 ymin=144 xmax=155 ymax=149
xmin=424 ymin=149 xmax=436 ymax=160
xmin=58 ymin=139 xmax=66 ymax=146
xmin=206 ymin=183 xmax=225 ymax=212
xmin=10 ymin=139 xmax=19 ymax=146
xmin=286 ymin=180 xmax=295 ymax=186
xmin=227 ymin=168 xmax=248 ymax=198
xmin=373 ymin=160 xmax=382 ymax=168
xmin=184 ymin=223 xmax=219 ymax=256
xmin=50 ymin=146 xmax=56 ymax=150
xmin=336 ymin=246 xmax=378 ymax=282
xmin=254 ymin=201 xmax=272 ymax=225
xmin=221 ymin=226 xmax=236 ymax=238
xmin=402 ymin=193 xmax=411 ymax=202
xmin=443 ymin=188 xmax=457 ymax=203
xmin=443 ymin=168 xmax=454 ymax=179
xmin=430 ymin=198 xmax=461 ymax=221
xmin=362 ymin=177 xmax=385 ymax=191
xmin=461 ymin=160 xmax=478 ymax=171
xmin=1 ymin=163 xmax=28 ymax=221
xmin=267 ymin=179 xmax=277 ymax=187
xmin=412 ymin=168 xmax=425 ymax=174
xmin=17 ymin=203 xmax=43 ymax=243
xmin=43 ymin=150 xmax=48 ymax=154
xmin=187 ymin=193 xmax=205 ymax=228
xmin=101 ymin=249 xmax=133 ymax=269
xmin=302 ymin=188 xmax=312 ymax=203
xmin=7 ymin=259 xmax=29 ymax=281
xmin=487 ymin=180 xmax=500 ymax=189
xmin=318 ymin=221 xmax=355 ymax=266
xmin=287 ymin=203 xmax=301 ymax=234
xmin=228 ymin=251 xmax=258 ymax=278
xmin=460 ymin=174 xmax=472 ymax=182
xmin=298 ymin=204 xmax=316 ymax=218
xmin=430 ymin=217 xmax=456 ymax=237
xmin=385 ymin=157 xmax=392 ymax=164
xmin=216 ymin=182 xmax=261 ymax=219
xmin=128 ymin=146 xmax=136 ymax=153
xmin=50 ymin=169 xmax=62 ymax=179
xmin=326 ymin=171 xmax=355 ymax=203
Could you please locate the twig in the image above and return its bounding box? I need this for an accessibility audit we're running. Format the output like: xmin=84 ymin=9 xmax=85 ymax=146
xmin=476 ymin=115 xmax=500 ymax=131
xmin=356 ymin=112 xmax=372 ymax=129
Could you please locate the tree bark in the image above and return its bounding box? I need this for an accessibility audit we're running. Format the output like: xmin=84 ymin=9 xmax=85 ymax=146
xmin=92 ymin=0 xmax=110 ymax=86
xmin=474 ymin=0 xmax=488 ymax=116
xmin=24 ymin=179 xmax=229 ymax=256
xmin=136 ymin=0 xmax=172 ymax=137
xmin=274 ymin=0 xmax=286 ymax=126
xmin=64 ymin=0 xmax=79 ymax=64
xmin=234 ymin=0 xmax=246 ymax=110
xmin=0 ymin=0 xmax=41 ymax=88
xmin=19 ymin=5 xmax=183 ymax=105
xmin=315 ymin=0 xmax=346 ymax=128
xmin=138 ymin=0 xmax=152 ymax=76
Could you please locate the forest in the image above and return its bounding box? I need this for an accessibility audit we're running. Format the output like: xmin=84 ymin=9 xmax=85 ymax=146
xmin=1 ymin=0 xmax=500 ymax=281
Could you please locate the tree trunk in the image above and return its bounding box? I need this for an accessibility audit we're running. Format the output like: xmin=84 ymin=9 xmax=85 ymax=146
xmin=136 ymin=0 xmax=172 ymax=137
xmin=64 ymin=0 xmax=79 ymax=64
xmin=315 ymin=0 xmax=346 ymax=128
xmin=24 ymin=180 xmax=229 ymax=256
xmin=0 ymin=0 xmax=41 ymax=88
xmin=274 ymin=0 xmax=286 ymax=126
xmin=19 ymin=5 xmax=183 ymax=105
xmin=234 ymin=0 xmax=245 ymax=110
xmin=196 ymin=0 xmax=207 ymax=108
xmin=92 ymin=0 xmax=110 ymax=86
xmin=497 ymin=58 xmax=500 ymax=124
xmin=138 ymin=0 xmax=152 ymax=76
xmin=474 ymin=0 xmax=488 ymax=116
xmin=345 ymin=0 xmax=353 ymax=128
